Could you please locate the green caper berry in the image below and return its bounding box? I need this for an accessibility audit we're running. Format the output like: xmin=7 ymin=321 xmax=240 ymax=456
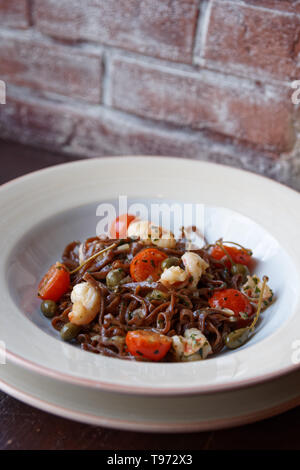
xmin=146 ymin=289 xmax=169 ymax=301
xmin=40 ymin=300 xmax=57 ymax=318
xmin=106 ymin=268 xmax=126 ymax=288
xmin=161 ymin=257 xmax=180 ymax=271
xmin=60 ymin=322 xmax=81 ymax=341
xmin=225 ymin=328 xmax=250 ymax=350
xmin=231 ymin=263 xmax=250 ymax=279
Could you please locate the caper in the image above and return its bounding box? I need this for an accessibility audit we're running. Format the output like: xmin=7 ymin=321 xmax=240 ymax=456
xmin=60 ymin=322 xmax=81 ymax=341
xmin=106 ymin=268 xmax=126 ymax=288
xmin=225 ymin=327 xmax=250 ymax=350
xmin=146 ymin=289 xmax=169 ymax=301
xmin=231 ymin=263 xmax=250 ymax=279
xmin=161 ymin=257 xmax=180 ymax=271
xmin=40 ymin=300 xmax=57 ymax=318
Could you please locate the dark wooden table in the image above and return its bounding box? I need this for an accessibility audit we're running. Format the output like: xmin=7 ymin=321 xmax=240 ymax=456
xmin=0 ymin=139 xmax=299 ymax=450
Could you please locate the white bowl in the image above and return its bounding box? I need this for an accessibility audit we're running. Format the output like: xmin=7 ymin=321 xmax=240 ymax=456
xmin=1 ymin=156 xmax=300 ymax=395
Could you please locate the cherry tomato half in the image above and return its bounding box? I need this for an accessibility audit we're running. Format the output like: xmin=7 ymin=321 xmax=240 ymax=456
xmin=110 ymin=214 xmax=136 ymax=239
xmin=209 ymin=288 xmax=253 ymax=327
xmin=210 ymin=245 xmax=252 ymax=269
xmin=130 ymin=248 xmax=168 ymax=282
xmin=126 ymin=330 xmax=172 ymax=361
xmin=38 ymin=262 xmax=70 ymax=302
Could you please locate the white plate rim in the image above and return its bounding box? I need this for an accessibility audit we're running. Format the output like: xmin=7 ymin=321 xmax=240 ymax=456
xmin=0 ymin=360 xmax=300 ymax=434
xmin=1 ymin=361 xmax=300 ymax=432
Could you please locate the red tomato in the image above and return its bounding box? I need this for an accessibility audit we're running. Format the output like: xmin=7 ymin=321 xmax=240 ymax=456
xmin=210 ymin=245 xmax=252 ymax=269
xmin=130 ymin=248 xmax=168 ymax=282
xmin=126 ymin=330 xmax=172 ymax=361
xmin=38 ymin=262 xmax=70 ymax=302
xmin=209 ymin=288 xmax=253 ymax=326
xmin=110 ymin=214 xmax=136 ymax=239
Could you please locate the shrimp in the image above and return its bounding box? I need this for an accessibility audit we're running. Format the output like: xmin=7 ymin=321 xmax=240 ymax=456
xmin=68 ymin=282 xmax=101 ymax=325
xmin=171 ymin=328 xmax=212 ymax=361
xmin=181 ymin=252 xmax=209 ymax=287
xmin=160 ymin=266 xmax=188 ymax=287
xmin=127 ymin=220 xmax=176 ymax=249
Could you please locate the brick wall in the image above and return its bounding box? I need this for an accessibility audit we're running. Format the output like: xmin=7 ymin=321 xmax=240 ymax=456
xmin=0 ymin=0 xmax=299 ymax=188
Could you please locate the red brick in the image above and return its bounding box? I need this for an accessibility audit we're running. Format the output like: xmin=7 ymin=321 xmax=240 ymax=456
xmin=0 ymin=91 xmax=77 ymax=149
xmin=199 ymin=1 xmax=300 ymax=81
xmin=0 ymin=0 xmax=29 ymax=29
xmin=110 ymin=57 xmax=295 ymax=152
xmin=2 ymin=90 xmax=296 ymax=187
xmin=245 ymin=1 xmax=300 ymax=14
xmin=33 ymin=0 xmax=198 ymax=64
xmin=0 ymin=31 xmax=102 ymax=103
xmin=69 ymin=110 xmax=280 ymax=171
xmin=0 ymin=88 xmax=282 ymax=184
